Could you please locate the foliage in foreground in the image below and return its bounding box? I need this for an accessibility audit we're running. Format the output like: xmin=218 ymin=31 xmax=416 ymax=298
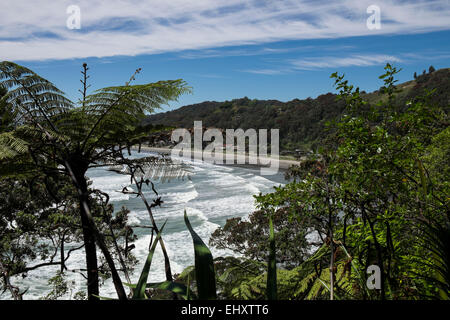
xmin=1 ymin=62 xmax=449 ymax=300
xmin=0 ymin=61 xmax=190 ymax=300
xmin=196 ymin=64 xmax=449 ymax=300
xmin=247 ymin=64 xmax=449 ymax=299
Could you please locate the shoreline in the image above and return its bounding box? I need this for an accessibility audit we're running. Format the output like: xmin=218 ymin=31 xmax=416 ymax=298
xmin=133 ymin=146 xmax=301 ymax=171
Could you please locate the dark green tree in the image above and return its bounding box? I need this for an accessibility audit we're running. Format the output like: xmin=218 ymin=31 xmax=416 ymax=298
xmin=210 ymin=208 xmax=313 ymax=269
xmin=250 ymin=64 xmax=448 ymax=300
xmin=0 ymin=175 xmax=137 ymax=300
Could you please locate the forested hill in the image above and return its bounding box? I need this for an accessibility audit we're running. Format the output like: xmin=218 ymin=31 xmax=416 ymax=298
xmin=144 ymin=68 xmax=450 ymax=151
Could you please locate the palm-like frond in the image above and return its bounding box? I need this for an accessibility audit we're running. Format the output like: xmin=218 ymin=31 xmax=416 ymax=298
xmin=81 ymin=80 xmax=191 ymax=151
xmin=109 ymin=156 xmax=194 ymax=183
xmin=421 ymin=219 xmax=450 ymax=299
xmin=0 ymin=131 xmax=29 ymax=160
xmin=52 ymin=108 xmax=93 ymax=145
xmin=0 ymin=125 xmax=63 ymax=179
xmin=85 ymin=81 xmax=190 ymax=115
xmin=0 ymin=155 xmax=37 ymax=179
xmin=1 ymin=61 xmax=191 ymax=155
xmin=0 ymin=128 xmax=42 ymax=179
xmin=0 ymin=61 xmax=73 ymax=126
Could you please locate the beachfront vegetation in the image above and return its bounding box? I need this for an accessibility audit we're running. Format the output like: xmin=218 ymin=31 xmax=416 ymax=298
xmin=145 ymin=66 xmax=450 ymax=153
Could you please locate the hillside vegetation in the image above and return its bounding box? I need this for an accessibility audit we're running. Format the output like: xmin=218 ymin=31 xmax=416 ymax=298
xmin=144 ymin=68 xmax=450 ymax=152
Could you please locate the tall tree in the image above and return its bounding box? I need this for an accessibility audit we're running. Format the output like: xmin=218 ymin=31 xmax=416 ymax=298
xmin=0 ymin=61 xmax=191 ymax=299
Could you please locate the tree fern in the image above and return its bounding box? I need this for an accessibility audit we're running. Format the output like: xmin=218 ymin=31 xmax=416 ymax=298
xmin=0 ymin=61 xmax=192 ymax=300
xmin=0 ymin=62 xmax=72 ymax=130
xmin=0 ymin=131 xmax=28 ymax=160
xmin=80 ymin=80 xmax=191 ymax=153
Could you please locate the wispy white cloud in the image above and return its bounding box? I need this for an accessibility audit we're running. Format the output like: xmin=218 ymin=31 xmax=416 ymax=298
xmin=241 ymin=47 xmax=450 ymax=75
xmin=178 ymin=45 xmax=356 ymax=59
xmin=291 ymin=54 xmax=403 ymax=70
xmin=1 ymin=0 xmax=449 ymax=61
xmin=242 ymin=53 xmax=404 ymax=74
xmin=178 ymin=47 xmax=294 ymax=59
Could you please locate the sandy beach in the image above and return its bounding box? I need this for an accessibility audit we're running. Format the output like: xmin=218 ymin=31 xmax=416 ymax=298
xmin=135 ymin=146 xmax=301 ymax=170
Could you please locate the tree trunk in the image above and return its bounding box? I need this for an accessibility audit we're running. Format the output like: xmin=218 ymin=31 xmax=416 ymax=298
xmin=330 ymin=232 xmax=334 ymax=300
xmin=74 ymin=166 xmax=100 ymax=300
xmin=60 ymin=232 xmax=66 ymax=273
xmin=65 ymin=157 xmax=127 ymax=300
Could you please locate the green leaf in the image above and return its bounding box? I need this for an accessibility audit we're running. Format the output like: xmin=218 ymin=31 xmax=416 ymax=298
xmin=184 ymin=210 xmax=217 ymax=300
xmin=132 ymin=221 xmax=167 ymax=299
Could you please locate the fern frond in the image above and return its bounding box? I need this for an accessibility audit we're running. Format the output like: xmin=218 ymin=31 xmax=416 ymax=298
xmin=0 ymin=61 xmax=73 ymax=130
xmin=0 ymin=131 xmax=29 ymax=160
xmin=108 ymin=156 xmax=194 ymax=183
xmin=81 ymin=80 xmax=191 ymax=150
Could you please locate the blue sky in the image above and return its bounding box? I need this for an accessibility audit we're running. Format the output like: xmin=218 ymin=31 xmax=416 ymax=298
xmin=1 ymin=0 xmax=450 ymax=112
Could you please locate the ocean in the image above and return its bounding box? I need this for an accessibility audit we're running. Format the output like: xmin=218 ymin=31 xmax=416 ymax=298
xmin=6 ymin=151 xmax=286 ymax=299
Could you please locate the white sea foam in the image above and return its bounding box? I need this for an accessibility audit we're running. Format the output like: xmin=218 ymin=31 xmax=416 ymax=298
xmin=6 ymin=151 xmax=283 ymax=300
xmin=127 ymin=211 xmax=142 ymax=225
xmin=162 ymin=187 xmax=199 ymax=204
xmin=89 ymin=173 xmax=131 ymax=202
